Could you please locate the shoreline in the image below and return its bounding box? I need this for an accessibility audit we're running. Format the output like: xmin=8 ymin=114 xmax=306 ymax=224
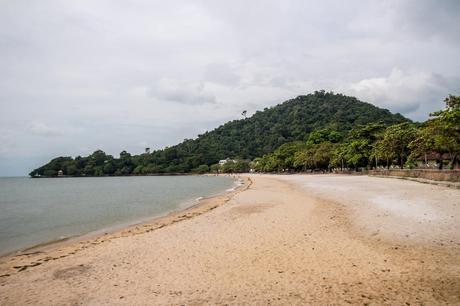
xmin=0 ymin=175 xmax=251 ymax=272
xmin=0 ymin=174 xmax=458 ymax=305
xmin=30 ymin=173 xmax=200 ymax=178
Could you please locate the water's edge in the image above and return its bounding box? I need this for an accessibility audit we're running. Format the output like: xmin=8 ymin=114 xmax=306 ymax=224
xmin=4 ymin=175 xmax=244 ymax=257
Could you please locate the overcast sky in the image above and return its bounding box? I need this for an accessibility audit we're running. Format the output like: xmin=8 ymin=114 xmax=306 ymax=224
xmin=1 ymin=0 xmax=459 ymax=176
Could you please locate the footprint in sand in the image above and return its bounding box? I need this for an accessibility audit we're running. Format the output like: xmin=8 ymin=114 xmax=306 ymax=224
xmin=53 ymin=264 xmax=91 ymax=280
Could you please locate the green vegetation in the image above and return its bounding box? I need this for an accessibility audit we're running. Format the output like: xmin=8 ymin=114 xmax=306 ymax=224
xmin=408 ymin=95 xmax=460 ymax=169
xmin=31 ymin=91 xmax=459 ymax=177
xmin=255 ymin=95 xmax=459 ymax=172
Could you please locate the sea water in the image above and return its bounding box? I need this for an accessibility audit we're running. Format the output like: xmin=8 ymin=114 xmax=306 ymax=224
xmin=0 ymin=175 xmax=234 ymax=255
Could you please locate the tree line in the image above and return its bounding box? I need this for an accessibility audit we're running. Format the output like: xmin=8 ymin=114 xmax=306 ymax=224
xmin=253 ymin=95 xmax=459 ymax=172
xmin=29 ymin=92 xmax=457 ymax=177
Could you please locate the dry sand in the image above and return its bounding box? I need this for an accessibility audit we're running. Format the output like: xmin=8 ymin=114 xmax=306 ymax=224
xmin=0 ymin=174 xmax=459 ymax=305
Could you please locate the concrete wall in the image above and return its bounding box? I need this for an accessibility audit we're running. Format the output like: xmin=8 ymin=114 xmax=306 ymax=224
xmin=335 ymin=169 xmax=460 ymax=182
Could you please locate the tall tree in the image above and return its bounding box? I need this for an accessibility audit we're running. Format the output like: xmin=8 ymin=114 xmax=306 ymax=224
xmin=375 ymin=122 xmax=417 ymax=169
xmin=409 ymin=95 xmax=460 ymax=169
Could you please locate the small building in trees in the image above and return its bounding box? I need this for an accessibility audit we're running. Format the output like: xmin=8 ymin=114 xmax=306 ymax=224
xmin=219 ymin=158 xmax=236 ymax=166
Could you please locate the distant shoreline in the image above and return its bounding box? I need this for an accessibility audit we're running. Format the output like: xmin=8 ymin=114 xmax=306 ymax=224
xmin=30 ymin=172 xmax=201 ymax=178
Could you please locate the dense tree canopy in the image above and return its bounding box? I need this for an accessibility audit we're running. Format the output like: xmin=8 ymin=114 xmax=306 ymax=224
xmin=374 ymin=122 xmax=417 ymax=169
xmin=409 ymin=95 xmax=460 ymax=169
xmin=30 ymin=91 xmax=411 ymax=177
xmin=256 ymin=95 xmax=459 ymax=172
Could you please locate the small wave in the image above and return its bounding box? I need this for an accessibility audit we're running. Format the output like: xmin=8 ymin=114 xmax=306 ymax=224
xmin=227 ymin=178 xmax=244 ymax=192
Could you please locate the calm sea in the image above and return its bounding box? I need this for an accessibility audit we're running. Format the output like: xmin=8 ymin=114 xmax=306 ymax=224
xmin=0 ymin=175 xmax=235 ymax=255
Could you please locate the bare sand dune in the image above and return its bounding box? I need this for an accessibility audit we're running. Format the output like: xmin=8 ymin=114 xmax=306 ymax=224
xmin=0 ymin=174 xmax=459 ymax=305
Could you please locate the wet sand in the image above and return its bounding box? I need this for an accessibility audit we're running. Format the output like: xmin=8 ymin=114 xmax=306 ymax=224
xmin=0 ymin=174 xmax=459 ymax=305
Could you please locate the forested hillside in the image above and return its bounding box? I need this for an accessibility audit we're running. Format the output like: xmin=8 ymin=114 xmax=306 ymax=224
xmin=255 ymin=95 xmax=459 ymax=172
xmin=30 ymin=91 xmax=408 ymax=176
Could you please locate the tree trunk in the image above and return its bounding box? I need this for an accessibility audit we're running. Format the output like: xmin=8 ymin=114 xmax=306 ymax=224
xmin=437 ymin=159 xmax=443 ymax=170
xmin=450 ymin=152 xmax=458 ymax=170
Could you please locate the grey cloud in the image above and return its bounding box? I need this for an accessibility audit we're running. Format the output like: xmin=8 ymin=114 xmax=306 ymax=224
xmin=393 ymin=0 xmax=460 ymax=44
xmin=268 ymin=77 xmax=289 ymax=88
xmin=204 ymin=62 xmax=240 ymax=86
xmin=149 ymin=79 xmax=216 ymax=105
xmin=343 ymin=68 xmax=459 ymax=120
xmin=0 ymin=0 xmax=459 ymax=175
xmin=29 ymin=122 xmax=63 ymax=137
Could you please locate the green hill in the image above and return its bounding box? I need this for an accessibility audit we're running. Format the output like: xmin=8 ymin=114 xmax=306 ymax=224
xmin=30 ymin=91 xmax=408 ymax=176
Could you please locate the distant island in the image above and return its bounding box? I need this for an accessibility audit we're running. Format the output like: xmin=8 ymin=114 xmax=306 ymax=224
xmin=30 ymin=91 xmax=459 ymax=177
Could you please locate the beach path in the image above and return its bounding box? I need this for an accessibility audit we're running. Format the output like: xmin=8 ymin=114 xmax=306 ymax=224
xmin=0 ymin=174 xmax=459 ymax=305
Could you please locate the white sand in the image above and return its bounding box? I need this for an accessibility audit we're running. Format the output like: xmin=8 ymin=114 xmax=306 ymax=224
xmin=282 ymin=174 xmax=459 ymax=244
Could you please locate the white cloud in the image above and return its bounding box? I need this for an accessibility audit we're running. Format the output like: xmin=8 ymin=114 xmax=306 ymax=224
xmin=342 ymin=68 xmax=458 ymax=120
xmin=29 ymin=122 xmax=62 ymax=137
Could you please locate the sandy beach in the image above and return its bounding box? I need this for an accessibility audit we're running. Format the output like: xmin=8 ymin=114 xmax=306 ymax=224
xmin=0 ymin=174 xmax=459 ymax=305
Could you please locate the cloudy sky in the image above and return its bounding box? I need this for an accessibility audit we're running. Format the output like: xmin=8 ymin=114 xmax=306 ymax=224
xmin=1 ymin=0 xmax=459 ymax=176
